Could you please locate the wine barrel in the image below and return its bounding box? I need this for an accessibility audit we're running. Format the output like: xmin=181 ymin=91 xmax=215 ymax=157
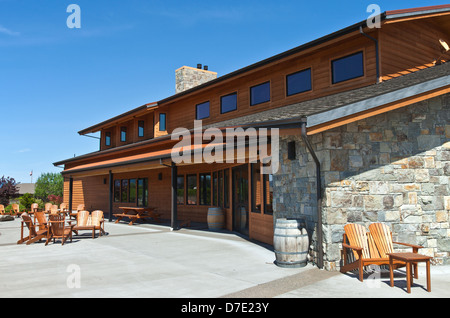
xmin=273 ymin=218 xmax=309 ymax=268
xmin=207 ymin=207 xmax=225 ymax=230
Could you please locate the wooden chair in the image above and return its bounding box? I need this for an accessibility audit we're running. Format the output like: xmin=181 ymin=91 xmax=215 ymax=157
xmin=72 ymin=210 xmax=104 ymax=238
xmin=0 ymin=204 xmax=5 ymax=215
xmin=44 ymin=203 xmax=52 ymax=213
xmin=70 ymin=204 xmax=85 ymax=220
xmin=45 ymin=214 xmax=72 ymax=246
xmin=91 ymin=210 xmax=105 ymax=237
xmin=50 ymin=205 xmax=59 ymax=214
xmin=340 ymin=223 xmax=422 ymax=282
xmin=17 ymin=213 xmax=48 ymax=245
xmin=11 ymin=203 xmax=24 ymax=217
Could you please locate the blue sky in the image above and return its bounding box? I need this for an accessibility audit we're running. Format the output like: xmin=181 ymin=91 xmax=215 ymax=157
xmin=0 ymin=0 xmax=447 ymax=184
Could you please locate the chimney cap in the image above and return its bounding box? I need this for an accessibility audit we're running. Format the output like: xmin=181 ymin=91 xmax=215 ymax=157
xmin=197 ymin=63 xmax=202 ymax=69
xmin=203 ymin=65 xmax=208 ymax=70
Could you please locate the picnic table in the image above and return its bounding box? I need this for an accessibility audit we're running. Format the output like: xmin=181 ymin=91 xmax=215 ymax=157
xmin=114 ymin=207 xmax=160 ymax=225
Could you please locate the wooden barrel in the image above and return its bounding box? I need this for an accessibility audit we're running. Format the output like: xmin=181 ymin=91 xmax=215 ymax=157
xmin=273 ymin=218 xmax=309 ymax=268
xmin=207 ymin=207 xmax=225 ymax=230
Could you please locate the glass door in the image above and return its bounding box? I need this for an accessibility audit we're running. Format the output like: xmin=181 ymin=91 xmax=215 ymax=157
xmin=232 ymin=165 xmax=249 ymax=236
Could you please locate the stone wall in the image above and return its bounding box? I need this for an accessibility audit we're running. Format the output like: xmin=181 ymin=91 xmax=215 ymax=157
xmin=273 ymin=93 xmax=450 ymax=270
xmin=175 ymin=66 xmax=217 ymax=94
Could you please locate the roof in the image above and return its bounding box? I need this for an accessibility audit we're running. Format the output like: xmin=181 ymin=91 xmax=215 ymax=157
xmin=17 ymin=183 xmax=35 ymax=194
xmin=77 ymin=5 xmax=450 ymax=135
xmin=204 ymin=62 xmax=450 ymax=131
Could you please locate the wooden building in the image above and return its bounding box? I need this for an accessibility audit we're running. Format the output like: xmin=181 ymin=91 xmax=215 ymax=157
xmin=54 ymin=5 xmax=450 ymax=269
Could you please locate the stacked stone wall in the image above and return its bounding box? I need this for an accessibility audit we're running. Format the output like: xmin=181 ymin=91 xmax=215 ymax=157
xmin=273 ymin=93 xmax=450 ymax=270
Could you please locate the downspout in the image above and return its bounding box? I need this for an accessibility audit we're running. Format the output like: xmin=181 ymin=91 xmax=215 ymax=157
xmin=300 ymin=117 xmax=323 ymax=269
xmin=360 ymin=26 xmax=381 ymax=83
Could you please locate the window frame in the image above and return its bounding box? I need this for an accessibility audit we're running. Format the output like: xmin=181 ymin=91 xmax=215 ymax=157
xmin=120 ymin=127 xmax=127 ymax=142
xmin=250 ymin=81 xmax=271 ymax=106
xmin=196 ymin=101 xmax=210 ymax=120
xmin=331 ymin=51 xmax=365 ymax=85
xmin=220 ymin=92 xmax=238 ymax=114
xmin=105 ymin=131 xmax=111 ymax=146
xmin=159 ymin=113 xmax=167 ymax=131
xmin=286 ymin=67 xmax=312 ymax=97
xmin=138 ymin=120 xmax=145 ymax=138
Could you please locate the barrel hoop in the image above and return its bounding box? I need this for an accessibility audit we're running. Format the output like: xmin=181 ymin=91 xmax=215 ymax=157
xmin=274 ymin=250 xmax=308 ymax=255
xmin=274 ymin=234 xmax=308 ymax=238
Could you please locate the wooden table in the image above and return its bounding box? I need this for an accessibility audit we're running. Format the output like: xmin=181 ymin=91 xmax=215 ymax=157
xmin=387 ymin=252 xmax=432 ymax=293
xmin=114 ymin=207 xmax=160 ymax=225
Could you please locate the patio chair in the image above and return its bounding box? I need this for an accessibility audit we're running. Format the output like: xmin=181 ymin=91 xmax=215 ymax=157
xmin=45 ymin=214 xmax=72 ymax=246
xmin=340 ymin=223 xmax=417 ymax=282
xmin=0 ymin=204 xmax=5 ymax=215
xmin=44 ymin=203 xmax=52 ymax=213
xmin=17 ymin=213 xmax=48 ymax=245
xmin=91 ymin=210 xmax=105 ymax=237
xmin=50 ymin=205 xmax=59 ymax=214
xmin=70 ymin=204 xmax=85 ymax=220
xmin=72 ymin=210 xmax=104 ymax=238
xmin=11 ymin=203 xmax=24 ymax=217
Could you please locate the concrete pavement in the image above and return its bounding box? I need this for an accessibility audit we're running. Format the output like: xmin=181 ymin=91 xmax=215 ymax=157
xmin=1 ymin=217 xmax=449 ymax=298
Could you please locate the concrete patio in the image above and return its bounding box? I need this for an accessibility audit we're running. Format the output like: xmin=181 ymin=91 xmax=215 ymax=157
xmin=1 ymin=217 xmax=449 ymax=298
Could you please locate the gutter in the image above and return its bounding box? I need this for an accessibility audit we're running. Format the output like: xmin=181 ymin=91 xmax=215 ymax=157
xmin=359 ymin=26 xmax=381 ymax=83
xmin=300 ymin=117 xmax=324 ymax=270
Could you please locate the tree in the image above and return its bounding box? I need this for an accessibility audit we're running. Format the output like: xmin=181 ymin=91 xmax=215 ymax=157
xmin=0 ymin=176 xmax=19 ymax=206
xmin=34 ymin=172 xmax=63 ymax=201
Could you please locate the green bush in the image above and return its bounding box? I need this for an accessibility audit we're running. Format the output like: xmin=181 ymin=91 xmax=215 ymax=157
xmin=19 ymin=193 xmax=35 ymax=210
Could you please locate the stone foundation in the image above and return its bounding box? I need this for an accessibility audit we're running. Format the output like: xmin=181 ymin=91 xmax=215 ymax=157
xmin=273 ymin=93 xmax=450 ymax=270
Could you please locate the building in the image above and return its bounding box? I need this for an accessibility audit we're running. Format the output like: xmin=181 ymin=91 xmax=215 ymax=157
xmin=54 ymin=5 xmax=450 ymax=270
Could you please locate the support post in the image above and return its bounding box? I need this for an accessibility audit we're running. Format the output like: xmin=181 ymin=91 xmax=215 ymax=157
xmin=171 ymin=162 xmax=178 ymax=231
xmin=109 ymin=170 xmax=113 ymax=222
xmin=68 ymin=177 xmax=73 ymax=213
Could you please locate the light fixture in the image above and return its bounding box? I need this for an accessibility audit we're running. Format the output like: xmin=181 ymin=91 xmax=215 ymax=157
xmin=433 ymin=39 xmax=450 ymax=65
xmin=440 ymin=39 xmax=450 ymax=52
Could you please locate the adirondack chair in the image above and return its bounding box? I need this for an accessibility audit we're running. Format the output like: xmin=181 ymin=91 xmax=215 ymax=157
xmin=50 ymin=205 xmax=59 ymax=214
xmin=91 ymin=210 xmax=105 ymax=237
xmin=70 ymin=204 xmax=85 ymax=220
xmin=45 ymin=214 xmax=72 ymax=246
xmin=44 ymin=203 xmax=52 ymax=213
xmin=0 ymin=204 xmax=5 ymax=215
xmin=17 ymin=213 xmax=48 ymax=245
xmin=72 ymin=210 xmax=104 ymax=238
xmin=340 ymin=223 xmax=423 ymax=282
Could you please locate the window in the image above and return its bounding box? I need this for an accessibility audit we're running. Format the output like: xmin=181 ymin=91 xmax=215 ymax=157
xmin=105 ymin=132 xmax=111 ymax=146
xmin=263 ymin=173 xmax=273 ymax=215
xmin=137 ymin=178 xmax=148 ymax=207
xmin=218 ymin=170 xmax=224 ymax=208
xmin=177 ymin=175 xmax=185 ymax=205
xmin=199 ymin=173 xmax=211 ymax=205
xmin=196 ymin=101 xmax=210 ymax=120
xmin=121 ymin=179 xmax=128 ymax=202
xmin=129 ymin=179 xmax=136 ymax=203
xmin=138 ymin=121 xmax=145 ymax=137
xmin=186 ymin=174 xmax=197 ymax=205
xmin=114 ymin=178 xmax=147 ymax=206
xmin=286 ymin=68 xmax=312 ymax=96
xmin=212 ymin=171 xmax=218 ymax=206
xmin=159 ymin=113 xmax=166 ymax=131
xmin=250 ymin=82 xmax=270 ymax=106
xmin=224 ymin=169 xmax=229 ymax=208
xmin=114 ymin=180 xmax=121 ymax=202
xmin=332 ymin=51 xmax=364 ymax=84
xmin=120 ymin=127 xmax=127 ymax=142
xmin=251 ymin=164 xmax=262 ymax=212
xmin=220 ymin=92 xmax=237 ymax=114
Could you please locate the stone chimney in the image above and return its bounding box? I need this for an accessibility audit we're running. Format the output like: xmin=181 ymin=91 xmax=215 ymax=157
xmin=175 ymin=64 xmax=217 ymax=94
